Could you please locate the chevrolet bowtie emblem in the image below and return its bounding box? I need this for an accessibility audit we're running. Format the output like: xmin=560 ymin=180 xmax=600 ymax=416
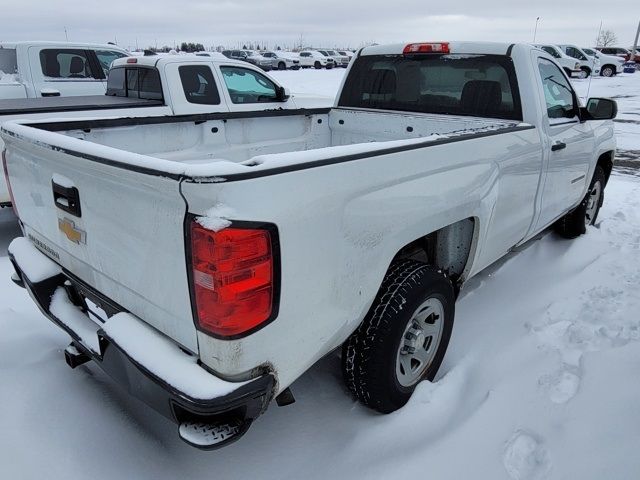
xmin=58 ymin=217 xmax=86 ymax=244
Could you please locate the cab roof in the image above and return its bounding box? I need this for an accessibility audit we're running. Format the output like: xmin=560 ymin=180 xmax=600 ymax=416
xmin=111 ymin=52 xmax=244 ymax=69
xmin=0 ymin=41 xmax=127 ymax=53
xmin=360 ymin=41 xmax=520 ymax=56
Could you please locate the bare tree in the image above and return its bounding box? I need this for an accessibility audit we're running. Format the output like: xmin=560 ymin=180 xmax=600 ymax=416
xmin=597 ymin=30 xmax=618 ymax=48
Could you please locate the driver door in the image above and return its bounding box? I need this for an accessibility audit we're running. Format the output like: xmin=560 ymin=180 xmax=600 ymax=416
xmin=534 ymin=57 xmax=595 ymax=231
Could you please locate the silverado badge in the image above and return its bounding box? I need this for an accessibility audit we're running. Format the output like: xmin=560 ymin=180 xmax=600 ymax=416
xmin=58 ymin=217 xmax=86 ymax=244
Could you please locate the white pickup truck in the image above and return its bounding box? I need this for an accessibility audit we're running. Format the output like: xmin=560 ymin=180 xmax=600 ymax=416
xmin=0 ymin=54 xmax=332 ymax=206
xmin=0 ymin=41 xmax=129 ymax=99
xmin=2 ymin=41 xmax=617 ymax=449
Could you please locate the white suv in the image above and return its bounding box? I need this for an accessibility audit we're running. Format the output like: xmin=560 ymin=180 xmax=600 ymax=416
xmin=298 ymin=50 xmax=334 ymax=69
xmin=557 ymin=45 xmax=600 ymax=78
xmin=583 ymin=48 xmax=625 ymax=77
xmin=535 ymin=44 xmax=583 ymax=78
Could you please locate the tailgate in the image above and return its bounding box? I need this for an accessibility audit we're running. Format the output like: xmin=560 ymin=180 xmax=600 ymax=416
xmin=2 ymin=127 xmax=198 ymax=352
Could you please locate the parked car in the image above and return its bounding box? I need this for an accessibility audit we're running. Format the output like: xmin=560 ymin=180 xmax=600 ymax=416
xmin=221 ymin=50 xmax=272 ymax=71
xmin=298 ymin=50 xmax=334 ymax=69
xmin=318 ymin=49 xmax=350 ymax=67
xmin=534 ymin=44 xmax=583 ymax=77
xmin=336 ymin=50 xmax=355 ymax=61
xmin=3 ymin=41 xmax=616 ymax=450
xmin=0 ymin=55 xmax=332 ymax=206
xmin=597 ymin=46 xmax=629 ymax=59
xmin=261 ymin=51 xmax=301 ymax=70
xmin=0 ymin=41 xmax=128 ymax=100
xmin=582 ymin=48 xmax=625 ymax=77
xmin=556 ymin=45 xmax=600 ymax=77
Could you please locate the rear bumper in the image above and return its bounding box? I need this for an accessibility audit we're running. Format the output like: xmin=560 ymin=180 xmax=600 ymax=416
xmin=8 ymin=237 xmax=274 ymax=450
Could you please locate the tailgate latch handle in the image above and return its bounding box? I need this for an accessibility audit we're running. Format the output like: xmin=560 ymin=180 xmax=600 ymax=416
xmin=52 ymin=180 xmax=82 ymax=217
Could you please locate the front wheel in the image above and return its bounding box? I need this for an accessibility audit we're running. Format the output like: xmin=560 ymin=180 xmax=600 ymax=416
xmin=342 ymin=260 xmax=455 ymax=413
xmin=314 ymin=61 xmax=321 ymax=69
xmin=554 ymin=166 xmax=605 ymax=238
xmin=278 ymin=62 xmax=286 ymax=70
xmin=600 ymin=65 xmax=614 ymax=77
xmin=579 ymin=67 xmax=590 ymax=79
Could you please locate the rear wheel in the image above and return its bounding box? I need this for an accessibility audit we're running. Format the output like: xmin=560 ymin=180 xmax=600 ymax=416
xmin=554 ymin=166 xmax=605 ymax=238
xmin=342 ymin=260 xmax=455 ymax=413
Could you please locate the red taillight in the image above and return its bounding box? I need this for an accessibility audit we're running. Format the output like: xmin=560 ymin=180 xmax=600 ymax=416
xmin=1 ymin=149 xmax=18 ymax=218
xmin=189 ymin=220 xmax=277 ymax=338
xmin=126 ymin=57 xmax=137 ymax=63
xmin=403 ymin=42 xmax=450 ymax=55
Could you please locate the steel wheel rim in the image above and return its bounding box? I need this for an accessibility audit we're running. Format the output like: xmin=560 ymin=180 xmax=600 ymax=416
xmin=396 ymin=297 xmax=445 ymax=387
xmin=585 ymin=181 xmax=602 ymax=226
xmin=602 ymin=67 xmax=613 ymax=77
xmin=579 ymin=70 xmax=588 ymax=79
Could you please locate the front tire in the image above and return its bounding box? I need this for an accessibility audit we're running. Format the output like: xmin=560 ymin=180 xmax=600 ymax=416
xmin=579 ymin=67 xmax=590 ymax=78
xmin=278 ymin=62 xmax=286 ymax=71
xmin=314 ymin=61 xmax=321 ymax=69
xmin=600 ymin=65 xmax=614 ymax=77
xmin=342 ymin=260 xmax=455 ymax=413
xmin=554 ymin=166 xmax=605 ymax=238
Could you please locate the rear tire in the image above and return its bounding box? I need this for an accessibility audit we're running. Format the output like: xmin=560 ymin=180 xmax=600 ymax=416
xmin=342 ymin=260 xmax=455 ymax=413
xmin=554 ymin=166 xmax=605 ymax=239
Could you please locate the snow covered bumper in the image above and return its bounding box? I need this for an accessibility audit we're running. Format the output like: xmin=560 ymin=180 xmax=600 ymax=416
xmin=8 ymin=237 xmax=274 ymax=450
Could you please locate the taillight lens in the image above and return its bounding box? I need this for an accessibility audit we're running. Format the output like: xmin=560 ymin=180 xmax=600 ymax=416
xmin=190 ymin=220 xmax=276 ymax=337
xmin=403 ymin=42 xmax=450 ymax=55
xmin=1 ymin=149 xmax=18 ymax=218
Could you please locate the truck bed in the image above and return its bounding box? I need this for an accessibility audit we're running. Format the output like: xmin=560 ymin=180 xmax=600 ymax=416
xmin=0 ymin=95 xmax=163 ymax=117
xmin=4 ymin=108 xmax=525 ymax=180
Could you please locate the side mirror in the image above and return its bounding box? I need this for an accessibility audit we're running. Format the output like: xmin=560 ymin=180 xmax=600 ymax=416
xmin=277 ymin=86 xmax=290 ymax=102
xmin=582 ymin=97 xmax=617 ymax=120
xmin=41 ymin=88 xmax=61 ymax=97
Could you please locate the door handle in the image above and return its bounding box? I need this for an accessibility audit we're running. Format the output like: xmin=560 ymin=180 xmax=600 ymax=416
xmin=551 ymin=141 xmax=567 ymax=152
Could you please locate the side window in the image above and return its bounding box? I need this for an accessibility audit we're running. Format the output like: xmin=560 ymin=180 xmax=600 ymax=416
xmin=541 ymin=46 xmax=560 ymax=59
xmin=220 ymin=66 xmax=278 ymax=104
xmin=95 ymin=50 xmax=128 ymax=76
xmin=179 ymin=65 xmax=220 ymax=105
xmin=538 ymin=58 xmax=576 ymax=121
xmin=0 ymin=48 xmax=18 ymax=74
xmin=106 ymin=67 xmax=126 ymax=95
xmin=39 ymin=49 xmax=95 ymax=79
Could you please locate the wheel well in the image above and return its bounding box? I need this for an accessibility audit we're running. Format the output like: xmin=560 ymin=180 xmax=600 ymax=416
xmin=392 ymin=218 xmax=476 ymax=294
xmin=581 ymin=66 xmax=591 ymax=73
xmin=598 ymin=151 xmax=614 ymax=185
xmin=601 ymin=63 xmax=615 ymax=72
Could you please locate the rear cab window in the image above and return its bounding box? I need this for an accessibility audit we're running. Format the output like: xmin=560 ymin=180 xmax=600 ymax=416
xmin=338 ymin=53 xmax=522 ymax=121
xmin=106 ymin=66 xmax=163 ymax=100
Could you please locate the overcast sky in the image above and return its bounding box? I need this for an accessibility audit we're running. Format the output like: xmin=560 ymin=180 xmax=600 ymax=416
xmin=2 ymin=0 xmax=638 ymax=51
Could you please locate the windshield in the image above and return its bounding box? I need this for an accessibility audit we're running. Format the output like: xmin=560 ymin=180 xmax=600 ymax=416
xmin=328 ymin=50 xmax=338 ymax=55
xmin=583 ymin=48 xmax=595 ymax=56
xmin=339 ymin=53 xmax=522 ymax=121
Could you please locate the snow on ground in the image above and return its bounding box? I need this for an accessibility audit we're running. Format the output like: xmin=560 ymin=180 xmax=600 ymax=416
xmin=1 ymin=69 xmax=640 ymax=479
